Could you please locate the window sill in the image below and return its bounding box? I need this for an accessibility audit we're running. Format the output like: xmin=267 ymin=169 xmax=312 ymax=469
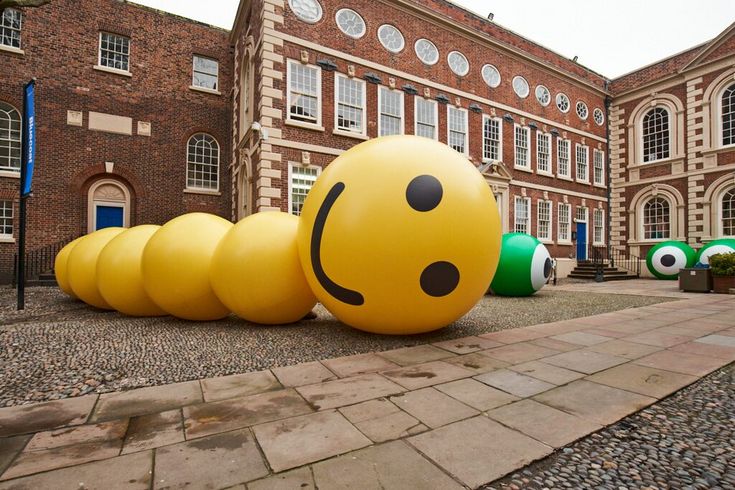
xmin=627 ymin=156 xmax=683 ymax=170
xmin=576 ymin=179 xmax=590 ymax=185
xmin=0 ymin=170 xmax=20 ymax=179
xmin=539 ymin=238 xmax=554 ymax=245
xmin=0 ymin=237 xmax=16 ymax=244
xmin=557 ymin=174 xmax=573 ymax=181
xmin=593 ymin=183 xmax=606 ymax=189
xmin=514 ymin=166 xmax=533 ymax=173
xmin=701 ymin=145 xmax=735 ymax=157
xmin=628 ymin=239 xmax=675 ymax=246
xmin=593 ymin=242 xmax=605 ymax=247
xmin=183 ymin=188 xmax=222 ymax=196
xmin=0 ymin=45 xmax=24 ymax=56
xmin=557 ymin=240 xmax=573 ymax=246
xmin=93 ymin=65 xmax=132 ymax=77
xmin=537 ymin=170 xmax=553 ymax=177
xmin=189 ymin=85 xmax=221 ymax=96
xmin=332 ymin=129 xmax=369 ymax=140
xmin=285 ymin=119 xmax=325 ymax=132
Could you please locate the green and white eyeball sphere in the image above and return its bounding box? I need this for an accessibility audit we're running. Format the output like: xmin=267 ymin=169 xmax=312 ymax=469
xmin=695 ymin=238 xmax=735 ymax=265
xmin=490 ymin=233 xmax=552 ymax=297
xmin=645 ymin=241 xmax=696 ymax=280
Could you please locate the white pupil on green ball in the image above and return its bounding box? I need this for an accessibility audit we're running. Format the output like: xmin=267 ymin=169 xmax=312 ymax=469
xmin=652 ymin=246 xmax=687 ymax=275
xmin=699 ymin=244 xmax=735 ymax=264
xmin=530 ymin=244 xmax=551 ymax=291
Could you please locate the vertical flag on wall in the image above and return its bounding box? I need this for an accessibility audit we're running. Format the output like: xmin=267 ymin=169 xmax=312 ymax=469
xmin=22 ymin=80 xmax=36 ymax=197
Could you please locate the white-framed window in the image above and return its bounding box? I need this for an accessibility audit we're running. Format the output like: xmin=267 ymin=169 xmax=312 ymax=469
xmin=482 ymin=116 xmax=502 ymax=162
xmin=512 ymin=76 xmax=530 ymax=98
xmin=335 ymin=74 xmax=366 ymax=135
xmin=378 ymin=86 xmax=404 ymax=136
xmin=642 ymin=107 xmax=670 ymax=162
xmin=514 ymin=196 xmax=531 ymax=234
xmin=593 ymin=149 xmax=605 ymax=185
xmin=536 ymin=133 xmax=551 ymax=174
xmin=575 ymin=144 xmax=589 ymax=183
xmin=286 ymin=60 xmax=321 ymax=126
xmin=722 ymin=84 xmax=735 ymax=146
xmin=415 ymin=97 xmax=438 ymax=140
xmin=0 ymin=102 xmax=21 ymax=172
xmin=447 ymin=106 xmax=468 ymax=154
xmin=558 ymin=202 xmax=571 ymax=242
xmin=593 ymin=108 xmax=605 ymax=126
xmin=556 ymin=93 xmax=570 ymax=113
xmin=99 ymin=32 xmax=131 ymax=72
xmin=593 ymin=208 xmax=604 ymax=245
xmin=722 ymin=187 xmax=735 ymax=236
xmin=0 ymin=200 xmax=12 ymax=238
xmin=186 ymin=133 xmax=219 ymax=191
xmin=576 ymin=206 xmax=588 ymax=223
xmin=576 ymin=101 xmax=588 ymax=120
xmin=415 ymin=38 xmax=439 ymax=65
xmin=535 ymin=85 xmax=551 ymax=106
xmin=557 ymin=139 xmax=570 ymax=178
xmin=288 ymin=0 xmax=323 ymax=23
xmin=1 ymin=8 xmax=22 ymax=49
xmin=377 ymin=24 xmax=404 ymax=53
xmin=335 ymin=8 xmax=366 ymax=39
xmin=642 ymin=197 xmax=670 ymax=240
xmin=448 ymin=51 xmax=469 ymax=76
xmin=289 ymin=164 xmax=321 ymax=216
xmin=481 ymin=64 xmax=501 ymax=88
xmin=192 ymin=55 xmax=219 ymax=91
xmin=537 ymin=200 xmax=552 ymax=241
xmin=514 ymin=125 xmax=530 ymax=169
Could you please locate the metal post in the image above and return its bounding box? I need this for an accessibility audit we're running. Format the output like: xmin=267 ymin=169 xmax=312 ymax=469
xmin=17 ymin=79 xmax=35 ymax=311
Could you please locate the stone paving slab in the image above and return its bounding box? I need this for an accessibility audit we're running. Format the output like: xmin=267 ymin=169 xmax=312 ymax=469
xmin=312 ymin=440 xmax=464 ymax=489
xmin=121 ymin=409 xmax=184 ymax=454
xmin=408 ymin=415 xmax=552 ymax=488
xmin=321 ymin=353 xmax=399 ymax=378
xmin=338 ymin=399 xmax=427 ymax=442
xmin=200 ymin=369 xmax=282 ymax=402
xmin=633 ymin=349 xmax=729 ymax=376
xmin=296 ymin=373 xmax=405 ymax=410
xmin=587 ymin=339 xmax=663 ymax=360
xmin=247 ymin=467 xmax=315 ymax=490
xmin=586 ymin=363 xmax=698 ymax=398
xmin=550 ymin=331 xmax=612 ymax=346
xmin=25 ymin=419 xmax=127 ymax=451
xmin=154 ymin=429 xmax=268 ymax=488
xmin=0 ymin=396 xmax=98 ymax=438
xmin=390 ymin=388 xmax=478 ymax=429
xmin=0 ymin=436 xmax=28 ymax=476
xmin=623 ymin=330 xmax=693 ymax=348
xmin=542 ymin=349 xmax=628 ymax=374
xmin=669 ymin=340 xmax=735 ymax=360
xmin=435 ymin=378 xmax=519 ymax=411
xmin=381 ymin=361 xmax=474 ymax=390
xmin=479 ymin=342 xmax=561 ymax=364
xmin=183 ymin=388 xmax=314 ymax=439
xmin=0 ymin=450 xmax=152 ymax=490
xmin=271 ymin=361 xmax=338 ymax=387
xmin=442 ymin=352 xmax=510 ymax=374
xmin=509 ymin=360 xmax=586 ymax=385
xmin=377 ymin=345 xmax=455 ymax=366
xmin=91 ymin=380 xmax=202 ymax=422
xmin=253 ymin=410 xmax=371 ymax=472
xmin=474 ymin=369 xmax=556 ymax=397
xmin=432 ymin=335 xmax=504 ymax=354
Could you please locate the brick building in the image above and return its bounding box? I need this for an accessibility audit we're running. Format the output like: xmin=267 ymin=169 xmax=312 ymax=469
xmin=1 ymin=0 xmax=733 ymax=283
xmin=0 ymin=0 xmax=232 ymax=282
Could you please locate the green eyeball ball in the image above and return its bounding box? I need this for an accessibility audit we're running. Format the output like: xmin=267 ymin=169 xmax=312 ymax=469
xmin=695 ymin=238 xmax=735 ymax=265
xmin=645 ymin=241 xmax=696 ymax=280
xmin=490 ymin=233 xmax=552 ymax=297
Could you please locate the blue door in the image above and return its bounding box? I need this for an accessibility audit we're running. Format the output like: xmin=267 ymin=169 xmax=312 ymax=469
xmin=577 ymin=222 xmax=587 ymax=260
xmin=96 ymin=206 xmax=123 ymax=230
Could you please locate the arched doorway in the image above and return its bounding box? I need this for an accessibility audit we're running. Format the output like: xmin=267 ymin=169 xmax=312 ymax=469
xmin=87 ymin=179 xmax=131 ymax=232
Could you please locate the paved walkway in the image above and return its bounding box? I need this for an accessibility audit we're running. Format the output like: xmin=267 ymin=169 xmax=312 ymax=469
xmin=0 ymin=282 xmax=733 ymax=489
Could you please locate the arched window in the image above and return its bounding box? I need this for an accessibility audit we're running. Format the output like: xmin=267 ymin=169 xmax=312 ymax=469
xmin=0 ymin=102 xmax=21 ymax=172
xmin=642 ymin=107 xmax=670 ymax=162
xmin=723 ymin=187 xmax=735 ymax=236
xmin=239 ymin=53 xmax=254 ymax=140
xmin=643 ymin=197 xmax=670 ymax=240
xmin=722 ymin=84 xmax=735 ymax=146
xmin=187 ymin=134 xmax=219 ymax=191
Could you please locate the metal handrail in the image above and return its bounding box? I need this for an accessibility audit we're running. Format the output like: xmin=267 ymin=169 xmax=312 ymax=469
xmin=12 ymin=235 xmax=78 ymax=286
xmin=585 ymin=244 xmax=641 ymax=278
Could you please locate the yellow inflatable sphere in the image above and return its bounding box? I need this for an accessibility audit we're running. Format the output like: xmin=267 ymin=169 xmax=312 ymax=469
xmin=297 ymin=135 xmax=502 ymax=334
xmin=55 ymin=236 xmax=84 ymax=298
xmin=142 ymin=213 xmax=232 ymax=321
xmin=211 ymin=212 xmax=317 ymax=324
xmin=97 ymin=225 xmax=167 ymax=317
xmin=67 ymin=227 xmax=125 ymax=309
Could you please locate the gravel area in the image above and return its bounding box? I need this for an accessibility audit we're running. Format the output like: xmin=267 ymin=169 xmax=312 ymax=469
xmin=487 ymin=364 xmax=735 ymax=490
xmin=0 ymin=286 xmax=672 ymax=407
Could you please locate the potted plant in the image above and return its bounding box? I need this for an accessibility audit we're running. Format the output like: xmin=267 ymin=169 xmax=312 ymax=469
xmin=710 ymin=252 xmax=735 ymax=294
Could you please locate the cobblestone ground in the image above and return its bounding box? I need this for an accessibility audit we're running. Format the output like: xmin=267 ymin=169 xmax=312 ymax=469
xmin=487 ymin=364 xmax=735 ymax=490
xmin=0 ymin=287 xmax=671 ymax=407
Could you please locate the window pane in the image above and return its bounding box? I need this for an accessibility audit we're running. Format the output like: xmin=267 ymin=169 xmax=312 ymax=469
xmin=514 ymin=197 xmax=529 ymax=234
xmin=187 ymin=134 xmax=219 ymax=190
xmin=291 ymin=166 xmax=319 ymax=215
xmin=0 ymin=9 xmax=22 ymax=49
xmin=643 ymin=197 xmax=670 ymax=239
xmin=379 ymin=88 xmax=402 ymax=136
xmin=537 ymin=133 xmax=550 ymax=173
xmin=337 ymin=76 xmax=364 ymax=133
xmin=722 ymin=85 xmax=735 ymax=146
xmin=558 ymin=203 xmax=570 ymax=241
xmin=100 ymin=32 xmax=130 ymax=71
xmin=483 ymin=117 xmax=500 ymax=161
xmin=722 ymin=188 xmax=735 ymax=236
xmin=448 ymin=107 xmax=467 ymax=153
xmin=515 ymin=127 xmax=528 ymax=168
xmin=576 ymin=145 xmax=588 ymax=181
xmin=642 ymin=108 xmax=670 ymax=162
xmin=416 ymin=98 xmax=436 ymax=139
xmin=0 ymin=200 xmax=12 ymax=237
xmin=289 ymin=62 xmax=319 ymax=123
xmin=594 ymin=150 xmax=604 ymax=185
xmin=557 ymin=140 xmax=570 ymax=177
xmin=0 ymin=103 xmax=21 ymax=171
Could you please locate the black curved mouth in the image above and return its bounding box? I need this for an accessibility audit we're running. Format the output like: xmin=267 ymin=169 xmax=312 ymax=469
xmin=310 ymin=182 xmax=365 ymax=306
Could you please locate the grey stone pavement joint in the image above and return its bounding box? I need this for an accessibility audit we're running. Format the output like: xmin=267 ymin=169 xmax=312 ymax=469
xmin=0 ymin=280 xmax=733 ymax=489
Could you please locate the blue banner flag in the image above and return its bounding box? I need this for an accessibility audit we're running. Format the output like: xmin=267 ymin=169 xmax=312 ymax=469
xmin=22 ymin=80 xmax=36 ymax=197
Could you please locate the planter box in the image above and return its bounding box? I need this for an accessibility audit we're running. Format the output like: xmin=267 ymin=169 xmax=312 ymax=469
xmin=679 ymin=268 xmax=712 ymax=293
xmin=713 ymin=275 xmax=735 ymax=294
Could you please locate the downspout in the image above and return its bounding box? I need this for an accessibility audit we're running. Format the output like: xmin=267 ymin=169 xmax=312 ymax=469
xmin=604 ymin=87 xmax=612 ymax=254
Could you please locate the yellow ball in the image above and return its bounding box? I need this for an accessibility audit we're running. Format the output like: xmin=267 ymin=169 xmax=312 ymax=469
xmin=297 ymin=135 xmax=501 ymax=334
xmin=211 ymin=212 xmax=317 ymax=324
xmin=142 ymin=213 xmax=232 ymax=321
xmin=55 ymin=236 xmax=84 ymax=298
xmin=67 ymin=228 xmax=125 ymax=309
xmin=97 ymin=225 xmax=167 ymax=317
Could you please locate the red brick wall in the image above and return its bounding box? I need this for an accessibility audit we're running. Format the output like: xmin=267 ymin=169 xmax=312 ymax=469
xmin=0 ymin=0 xmax=232 ymax=282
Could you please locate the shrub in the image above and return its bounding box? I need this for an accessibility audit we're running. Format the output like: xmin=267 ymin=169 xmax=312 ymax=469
xmin=710 ymin=252 xmax=735 ymax=277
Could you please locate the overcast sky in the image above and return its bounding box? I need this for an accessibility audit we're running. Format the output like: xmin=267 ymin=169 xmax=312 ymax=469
xmin=131 ymin=0 xmax=735 ymax=78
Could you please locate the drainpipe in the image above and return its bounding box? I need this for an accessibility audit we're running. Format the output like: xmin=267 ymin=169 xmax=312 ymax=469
xmin=604 ymin=87 xmax=612 ymax=258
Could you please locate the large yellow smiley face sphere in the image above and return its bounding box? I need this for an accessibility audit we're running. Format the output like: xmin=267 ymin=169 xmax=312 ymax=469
xmin=297 ymin=135 xmax=502 ymax=334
